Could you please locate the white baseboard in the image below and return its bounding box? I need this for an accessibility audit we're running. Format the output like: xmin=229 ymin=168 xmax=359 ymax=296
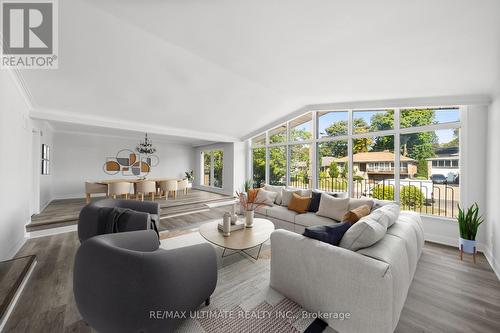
xmin=53 ymin=193 xmax=88 ymax=200
xmin=0 ymin=259 xmax=37 ymax=332
xmin=26 ymin=224 xmax=77 ymax=239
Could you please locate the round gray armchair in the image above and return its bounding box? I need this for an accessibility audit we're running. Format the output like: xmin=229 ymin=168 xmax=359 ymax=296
xmin=73 ymin=230 xmax=218 ymax=333
xmin=78 ymin=199 xmax=160 ymax=242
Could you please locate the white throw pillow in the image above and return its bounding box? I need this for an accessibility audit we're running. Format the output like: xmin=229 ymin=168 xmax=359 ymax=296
xmin=316 ymin=193 xmax=350 ymax=221
xmin=348 ymin=197 xmax=374 ymax=211
xmin=263 ymin=185 xmax=285 ymax=205
xmin=339 ymin=214 xmax=388 ymax=251
xmin=255 ymin=189 xmax=278 ymax=206
xmin=281 ymin=188 xmax=301 ymax=206
xmin=375 ymin=203 xmax=400 ymax=227
xmin=299 ymin=189 xmax=312 ymax=198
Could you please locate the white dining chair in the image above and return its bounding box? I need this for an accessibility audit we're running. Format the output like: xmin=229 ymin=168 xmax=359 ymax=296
xmin=135 ymin=181 xmax=156 ymax=201
xmin=160 ymin=180 xmax=178 ymax=199
xmin=177 ymin=179 xmax=189 ymax=195
xmin=108 ymin=182 xmax=132 ymax=200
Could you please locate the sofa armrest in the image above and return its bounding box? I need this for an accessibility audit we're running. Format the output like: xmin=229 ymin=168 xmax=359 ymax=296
xmin=270 ymin=229 xmax=393 ymax=333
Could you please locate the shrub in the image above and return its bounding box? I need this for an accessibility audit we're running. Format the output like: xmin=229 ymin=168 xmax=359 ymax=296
xmin=353 ymin=175 xmax=364 ymax=182
xmin=372 ymin=185 xmax=395 ymax=200
xmin=400 ymin=185 xmax=424 ymax=208
xmin=328 ymin=162 xmax=339 ymax=178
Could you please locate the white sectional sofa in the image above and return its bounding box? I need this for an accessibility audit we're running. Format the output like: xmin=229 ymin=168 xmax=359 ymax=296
xmin=270 ymin=210 xmax=424 ymax=333
xmin=256 ymin=205 xmax=338 ymax=234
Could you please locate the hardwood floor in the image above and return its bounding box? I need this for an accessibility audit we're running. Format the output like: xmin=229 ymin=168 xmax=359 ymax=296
xmin=5 ymin=220 xmax=500 ymax=332
xmin=27 ymin=189 xmax=232 ymax=232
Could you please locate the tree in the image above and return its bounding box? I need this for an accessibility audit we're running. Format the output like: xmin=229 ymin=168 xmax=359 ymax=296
xmin=341 ymin=162 xmax=348 ymax=178
xmin=252 ymin=148 xmax=266 ymax=187
xmin=353 ymin=137 xmax=373 ymax=153
xmin=328 ymin=161 xmax=339 ymax=178
xmin=441 ymin=128 xmax=459 ymax=148
xmin=269 ymin=147 xmax=286 ymax=185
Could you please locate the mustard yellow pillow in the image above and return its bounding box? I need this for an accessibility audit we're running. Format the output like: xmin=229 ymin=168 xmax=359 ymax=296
xmin=288 ymin=193 xmax=311 ymax=214
xmin=342 ymin=204 xmax=371 ymax=224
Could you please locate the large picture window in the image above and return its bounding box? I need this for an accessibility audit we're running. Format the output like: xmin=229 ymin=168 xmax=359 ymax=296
xmin=202 ymin=149 xmax=223 ymax=188
xmin=250 ymin=107 xmax=461 ymax=218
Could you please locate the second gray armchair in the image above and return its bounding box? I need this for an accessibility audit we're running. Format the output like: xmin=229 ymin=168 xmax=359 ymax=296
xmin=73 ymin=230 xmax=218 ymax=333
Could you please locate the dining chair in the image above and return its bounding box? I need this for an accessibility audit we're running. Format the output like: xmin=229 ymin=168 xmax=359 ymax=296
xmin=177 ymin=179 xmax=189 ymax=195
xmin=108 ymin=182 xmax=132 ymax=199
xmin=85 ymin=182 xmax=108 ymax=204
xmin=135 ymin=181 xmax=156 ymax=201
xmin=160 ymin=180 xmax=178 ymax=199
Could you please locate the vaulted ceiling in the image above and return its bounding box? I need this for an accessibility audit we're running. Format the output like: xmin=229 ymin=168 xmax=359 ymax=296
xmin=22 ymin=0 xmax=500 ymax=142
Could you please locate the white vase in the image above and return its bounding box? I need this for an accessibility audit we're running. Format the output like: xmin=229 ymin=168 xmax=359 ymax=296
xmin=245 ymin=210 xmax=254 ymax=228
xmin=222 ymin=212 xmax=231 ymax=237
xmin=459 ymin=237 xmax=476 ymax=254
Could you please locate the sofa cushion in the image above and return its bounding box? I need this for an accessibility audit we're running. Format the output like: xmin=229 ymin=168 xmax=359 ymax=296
xmin=267 ymin=205 xmax=298 ymax=222
xmin=308 ymin=191 xmax=322 ymax=213
xmin=303 ymin=222 xmax=351 ymax=246
xmin=356 ymin=234 xmax=411 ymax=325
xmin=288 ymin=193 xmax=311 ymax=213
xmin=254 ymin=206 xmax=269 ymax=216
xmin=255 ymin=188 xmax=278 ymax=206
xmin=375 ymin=203 xmax=400 ymax=227
xmin=372 ymin=198 xmax=398 ymax=211
xmin=339 ymin=212 xmax=388 ymax=251
xmin=264 ymin=185 xmax=285 ymax=205
xmin=386 ymin=221 xmax=419 ymax=276
xmin=281 ymin=189 xmax=301 ymax=207
xmin=396 ymin=211 xmax=425 ymax=256
xmin=316 ymin=194 xmax=350 ymax=221
xmin=342 ymin=204 xmax=371 ymax=224
xmin=348 ymin=197 xmax=374 ymax=211
xmin=294 ymin=212 xmax=337 ymax=227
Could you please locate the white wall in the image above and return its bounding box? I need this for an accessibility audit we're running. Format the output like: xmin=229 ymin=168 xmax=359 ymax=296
xmin=486 ymin=96 xmax=500 ymax=277
xmin=0 ymin=71 xmax=31 ymax=260
xmin=193 ymin=142 xmax=247 ymax=196
xmin=422 ymin=105 xmax=488 ymax=249
xmin=52 ymin=131 xmax=194 ymax=199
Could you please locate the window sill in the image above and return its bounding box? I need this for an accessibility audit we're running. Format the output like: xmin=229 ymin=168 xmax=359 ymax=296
xmin=419 ymin=214 xmax=457 ymax=224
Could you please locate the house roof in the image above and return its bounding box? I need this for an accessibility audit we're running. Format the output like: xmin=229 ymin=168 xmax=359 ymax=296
xmin=321 ymin=151 xmax=415 ymax=167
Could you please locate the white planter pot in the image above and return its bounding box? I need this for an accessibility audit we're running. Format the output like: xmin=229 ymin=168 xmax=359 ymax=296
xmin=459 ymin=237 xmax=476 ymax=254
xmin=245 ymin=210 xmax=254 ymax=228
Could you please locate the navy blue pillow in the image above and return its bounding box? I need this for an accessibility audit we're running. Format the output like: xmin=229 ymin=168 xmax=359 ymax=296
xmin=308 ymin=191 xmax=322 ymax=213
xmin=303 ymin=222 xmax=351 ymax=246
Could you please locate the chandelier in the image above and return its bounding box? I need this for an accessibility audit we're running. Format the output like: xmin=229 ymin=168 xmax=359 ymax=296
xmin=136 ymin=133 xmax=157 ymax=155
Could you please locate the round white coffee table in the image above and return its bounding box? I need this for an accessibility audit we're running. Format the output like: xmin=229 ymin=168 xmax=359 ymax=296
xmin=199 ymin=218 xmax=274 ymax=260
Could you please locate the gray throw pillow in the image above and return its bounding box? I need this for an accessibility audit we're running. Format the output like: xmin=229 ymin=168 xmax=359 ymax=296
xmin=316 ymin=193 xmax=350 ymax=221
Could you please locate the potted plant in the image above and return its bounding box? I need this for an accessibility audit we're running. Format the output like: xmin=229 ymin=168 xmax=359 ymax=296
xmin=185 ymin=170 xmax=194 ymax=184
xmin=236 ymin=189 xmax=265 ymax=228
xmin=457 ymin=203 xmax=483 ymax=261
xmin=243 ymin=179 xmax=253 ymax=192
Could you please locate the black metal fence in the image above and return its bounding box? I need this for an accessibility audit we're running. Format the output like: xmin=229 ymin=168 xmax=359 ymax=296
xmin=286 ymin=176 xmax=458 ymax=218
